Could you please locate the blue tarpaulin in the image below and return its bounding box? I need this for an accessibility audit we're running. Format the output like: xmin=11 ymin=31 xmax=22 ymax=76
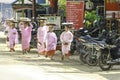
xmin=37 ymin=0 xmax=46 ymax=3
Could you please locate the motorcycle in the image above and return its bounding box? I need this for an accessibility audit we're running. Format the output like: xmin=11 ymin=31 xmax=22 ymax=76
xmin=98 ymin=36 xmax=120 ymax=71
xmin=75 ymin=29 xmax=103 ymax=65
xmin=76 ymin=34 xmax=103 ymax=66
xmin=74 ymin=29 xmax=88 ymax=63
xmin=30 ymin=22 xmax=38 ymax=49
xmin=81 ymin=35 xmax=105 ymax=66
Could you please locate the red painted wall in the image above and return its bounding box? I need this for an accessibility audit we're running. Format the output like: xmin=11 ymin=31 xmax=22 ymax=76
xmin=106 ymin=1 xmax=120 ymax=11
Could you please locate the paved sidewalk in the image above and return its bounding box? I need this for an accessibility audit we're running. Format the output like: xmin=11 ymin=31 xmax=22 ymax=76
xmin=70 ymin=54 xmax=80 ymax=61
xmin=52 ymin=50 xmax=80 ymax=62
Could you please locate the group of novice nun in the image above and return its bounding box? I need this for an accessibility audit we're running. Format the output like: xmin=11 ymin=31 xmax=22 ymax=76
xmin=4 ymin=17 xmax=73 ymax=61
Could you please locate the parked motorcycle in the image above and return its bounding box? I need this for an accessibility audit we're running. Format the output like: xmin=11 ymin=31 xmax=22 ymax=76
xmin=81 ymin=35 xmax=105 ymax=66
xmin=98 ymin=36 xmax=120 ymax=70
xmin=75 ymin=27 xmax=120 ymax=67
xmin=30 ymin=22 xmax=38 ymax=49
xmin=76 ymin=34 xmax=101 ymax=66
xmin=74 ymin=29 xmax=88 ymax=63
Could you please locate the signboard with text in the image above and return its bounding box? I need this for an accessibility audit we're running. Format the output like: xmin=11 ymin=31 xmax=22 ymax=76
xmin=105 ymin=0 xmax=120 ymax=18
xmin=46 ymin=16 xmax=61 ymax=30
xmin=105 ymin=0 xmax=120 ymax=11
xmin=66 ymin=1 xmax=84 ymax=30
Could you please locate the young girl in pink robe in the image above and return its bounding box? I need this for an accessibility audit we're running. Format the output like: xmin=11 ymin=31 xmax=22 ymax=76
xmin=60 ymin=25 xmax=73 ymax=60
xmin=45 ymin=25 xmax=57 ymax=60
xmin=8 ymin=23 xmax=18 ymax=52
xmin=19 ymin=21 xmax=33 ymax=54
xmin=4 ymin=20 xmax=10 ymax=35
xmin=37 ymin=20 xmax=47 ymax=56
xmin=3 ymin=21 xmax=10 ymax=48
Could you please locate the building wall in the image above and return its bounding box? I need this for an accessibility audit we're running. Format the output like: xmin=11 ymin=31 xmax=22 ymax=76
xmin=0 ymin=3 xmax=13 ymax=21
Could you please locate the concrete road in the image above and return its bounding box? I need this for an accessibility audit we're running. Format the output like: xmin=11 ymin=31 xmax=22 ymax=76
xmin=0 ymin=32 xmax=120 ymax=80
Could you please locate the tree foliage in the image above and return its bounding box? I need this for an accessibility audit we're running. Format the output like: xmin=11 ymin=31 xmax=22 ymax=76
xmin=58 ymin=0 xmax=66 ymax=17
xmin=18 ymin=0 xmax=24 ymax=4
xmin=85 ymin=10 xmax=100 ymax=28
xmin=58 ymin=0 xmax=66 ymax=5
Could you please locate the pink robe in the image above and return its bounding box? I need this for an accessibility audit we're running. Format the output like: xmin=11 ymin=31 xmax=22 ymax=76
xmin=44 ymin=25 xmax=49 ymax=32
xmin=37 ymin=27 xmax=47 ymax=53
xmin=19 ymin=23 xmax=33 ymax=50
xmin=8 ymin=28 xmax=18 ymax=48
xmin=46 ymin=32 xmax=57 ymax=51
xmin=4 ymin=21 xmax=10 ymax=35
xmin=4 ymin=21 xmax=9 ymax=30
xmin=60 ymin=31 xmax=73 ymax=55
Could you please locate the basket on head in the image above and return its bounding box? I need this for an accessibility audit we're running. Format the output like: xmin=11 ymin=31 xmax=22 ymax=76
xmin=19 ymin=17 xmax=31 ymax=22
xmin=46 ymin=22 xmax=56 ymax=26
xmin=62 ymin=22 xmax=73 ymax=28
xmin=37 ymin=17 xmax=47 ymax=23
xmin=7 ymin=18 xmax=17 ymax=23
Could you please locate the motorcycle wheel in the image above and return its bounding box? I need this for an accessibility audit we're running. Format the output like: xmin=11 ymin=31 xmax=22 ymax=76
xmin=86 ymin=53 xmax=98 ymax=66
xmin=98 ymin=53 xmax=112 ymax=71
xmin=85 ymin=47 xmax=98 ymax=66
xmin=79 ymin=53 xmax=87 ymax=64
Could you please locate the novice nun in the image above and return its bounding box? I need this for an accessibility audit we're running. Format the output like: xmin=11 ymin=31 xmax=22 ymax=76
xmin=60 ymin=22 xmax=73 ymax=61
xmin=19 ymin=18 xmax=33 ymax=54
xmin=37 ymin=18 xmax=47 ymax=56
xmin=45 ymin=23 xmax=57 ymax=60
xmin=8 ymin=19 xmax=18 ymax=52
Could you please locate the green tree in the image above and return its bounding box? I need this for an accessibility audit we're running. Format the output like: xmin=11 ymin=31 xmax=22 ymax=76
xmin=18 ymin=0 xmax=24 ymax=4
xmin=58 ymin=0 xmax=66 ymax=17
xmin=18 ymin=0 xmax=24 ymax=17
xmin=85 ymin=10 xmax=100 ymax=29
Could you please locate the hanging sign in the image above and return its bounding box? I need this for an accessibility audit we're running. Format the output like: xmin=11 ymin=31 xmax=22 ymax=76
xmin=66 ymin=1 xmax=84 ymax=30
xmin=106 ymin=0 xmax=120 ymax=11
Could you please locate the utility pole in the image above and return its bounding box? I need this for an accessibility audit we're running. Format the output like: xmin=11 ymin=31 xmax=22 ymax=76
xmin=32 ymin=0 xmax=36 ymax=21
